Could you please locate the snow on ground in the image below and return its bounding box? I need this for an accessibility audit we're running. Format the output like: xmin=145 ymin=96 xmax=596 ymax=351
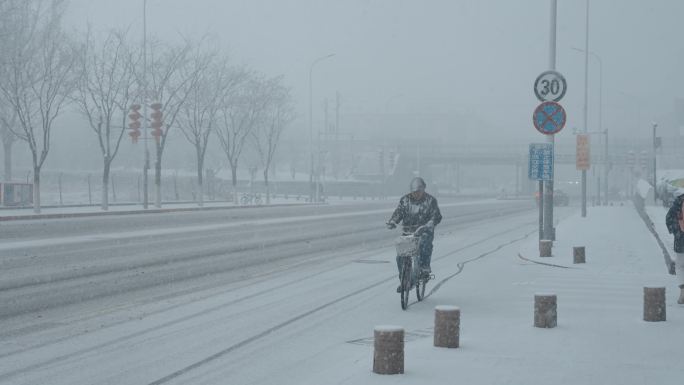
xmin=262 ymin=204 xmax=682 ymax=385
xmin=136 ymin=203 xmax=681 ymax=385
xmin=2 ymin=202 xmax=681 ymax=385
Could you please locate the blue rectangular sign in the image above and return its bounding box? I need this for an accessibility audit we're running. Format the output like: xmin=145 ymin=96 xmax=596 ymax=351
xmin=528 ymin=143 xmax=554 ymax=181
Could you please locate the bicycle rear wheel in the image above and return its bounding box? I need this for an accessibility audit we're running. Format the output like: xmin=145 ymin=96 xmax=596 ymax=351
xmin=399 ymin=258 xmax=411 ymax=310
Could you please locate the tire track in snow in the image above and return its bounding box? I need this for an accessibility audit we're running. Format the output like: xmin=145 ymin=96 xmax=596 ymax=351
xmin=416 ymin=228 xmax=538 ymax=303
xmin=145 ymin=218 xmax=538 ymax=385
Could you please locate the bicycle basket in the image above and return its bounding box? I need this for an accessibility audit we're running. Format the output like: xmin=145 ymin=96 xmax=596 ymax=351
xmin=395 ymin=236 xmax=419 ymax=257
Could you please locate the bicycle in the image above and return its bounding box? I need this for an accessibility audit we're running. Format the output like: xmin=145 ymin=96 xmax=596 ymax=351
xmin=240 ymin=193 xmax=262 ymax=205
xmin=394 ymin=225 xmax=432 ymax=310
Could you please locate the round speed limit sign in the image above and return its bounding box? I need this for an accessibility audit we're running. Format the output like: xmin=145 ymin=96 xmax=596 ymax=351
xmin=534 ymin=70 xmax=567 ymax=102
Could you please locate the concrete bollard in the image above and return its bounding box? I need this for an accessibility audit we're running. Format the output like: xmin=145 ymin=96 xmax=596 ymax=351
xmin=539 ymin=240 xmax=552 ymax=258
xmin=573 ymin=246 xmax=586 ymax=264
xmin=643 ymin=287 xmax=666 ymax=322
xmin=534 ymin=293 xmax=557 ymax=328
xmin=373 ymin=326 xmax=404 ymax=375
xmin=434 ymin=306 xmax=460 ymax=348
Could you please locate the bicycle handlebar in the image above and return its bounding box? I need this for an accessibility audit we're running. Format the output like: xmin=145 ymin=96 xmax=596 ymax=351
xmin=387 ymin=224 xmax=426 ymax=236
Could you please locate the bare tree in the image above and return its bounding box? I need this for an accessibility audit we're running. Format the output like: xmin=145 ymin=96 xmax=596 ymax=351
xmin=142 ymin=39 xmax=199 ymax=207
xmin=73 ymin=29 xmax=137 ymax=210
xmin=0 ymin=103 xmax=18 ymax=181
xmin=215 ymin=71 xmax=268 ymax=202
xmin=177 ymin=51 xmax=240 ymax=206
xmin=0 ymin=0 xmax=77 ymax=213
xmin=251 ymin=76 xmax=295 ymax=204
xmin=0 ymin=1 xmax=21 ymax=182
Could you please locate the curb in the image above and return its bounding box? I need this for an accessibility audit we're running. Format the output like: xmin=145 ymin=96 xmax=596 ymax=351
xmin=0 ymin=202 xmax=313 ymax=221
xmin=632 ymin=197 xmax=676 ymax=275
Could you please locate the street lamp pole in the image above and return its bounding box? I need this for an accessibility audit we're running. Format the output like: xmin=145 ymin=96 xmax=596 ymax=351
xmin=308 ymin=53 xmax=335 ymax=203
xmin=142 ymin=0 xmax=149 ymax=209
xmin=384 ymin=93 xmax=403 ymax=113
xmin=572 ymin=47 xmax=605 ymax=205
xmin=581 ymin=0 xmax=590 ymax=217
xmin=604 ymin=127 xmax=608 ymax=205
xmin=653 ymin=122 xmax=658 ymax=204
xmin=599 ymin=56 xmax=607 ymax=205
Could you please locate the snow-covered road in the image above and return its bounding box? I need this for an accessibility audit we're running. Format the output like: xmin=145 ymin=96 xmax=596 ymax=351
xmin=1 ymin=198 xmax=539 ymax=384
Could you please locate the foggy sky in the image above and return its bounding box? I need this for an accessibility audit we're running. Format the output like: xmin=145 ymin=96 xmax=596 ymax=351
xmin=61 ymin=0 xmax=684 ymax=146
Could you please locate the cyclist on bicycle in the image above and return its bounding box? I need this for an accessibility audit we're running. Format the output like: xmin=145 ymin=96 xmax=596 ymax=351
xmin=386 ymin=177 xmax=442 ymax=292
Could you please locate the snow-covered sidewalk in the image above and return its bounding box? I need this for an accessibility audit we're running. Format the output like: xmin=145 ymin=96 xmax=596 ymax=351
xmin=317 ymin=204 xmax=682 ymax=384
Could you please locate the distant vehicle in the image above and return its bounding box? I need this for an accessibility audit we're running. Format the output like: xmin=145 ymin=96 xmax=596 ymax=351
xmin=534 ymin=189 xmax=569 ymax=206
xmin=554 ymin=189 xmax=569 ymax=206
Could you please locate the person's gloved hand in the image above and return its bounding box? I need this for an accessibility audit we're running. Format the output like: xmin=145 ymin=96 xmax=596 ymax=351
xmin=386 ymin=221 xmax=397 ymax=230
xmin=425 ymin=220 xmax=434 ymax=231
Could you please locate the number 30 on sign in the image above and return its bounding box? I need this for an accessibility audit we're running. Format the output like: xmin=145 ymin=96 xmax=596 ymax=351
xmin=534 ymin=70 xmax=567 ymax=102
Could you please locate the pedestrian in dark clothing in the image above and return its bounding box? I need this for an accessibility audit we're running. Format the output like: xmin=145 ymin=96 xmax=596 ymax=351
xmin=386 ymin=177 xmax=442 ymax=291
xmin=664 ymin=191 xmax=684 ymax=304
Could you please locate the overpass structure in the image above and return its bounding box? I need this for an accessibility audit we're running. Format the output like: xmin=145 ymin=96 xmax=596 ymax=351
xmin=314 ymin=136 xmax=651 ymax=198
xmin=350 ymin=142 xmax=639 ymax=197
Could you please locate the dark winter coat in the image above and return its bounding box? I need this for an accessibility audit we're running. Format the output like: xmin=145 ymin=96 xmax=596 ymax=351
xmin=665 ymin=194 xmax=684 ymax=253
xmin=388 ymin=192 xmax=442 ymax=230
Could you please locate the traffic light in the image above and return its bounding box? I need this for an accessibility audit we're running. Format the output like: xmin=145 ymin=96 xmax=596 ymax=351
xmin=150 ymin=102 xmax=163 ymax=143
xmin=128 ymin=104 xmax=142 ymax=143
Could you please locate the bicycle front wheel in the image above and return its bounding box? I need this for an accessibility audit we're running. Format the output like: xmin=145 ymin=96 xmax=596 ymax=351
xmin=399 ymin=258 xmax=411 ymax=310
xmin=416 ymin=274 xmax=427 ymax=301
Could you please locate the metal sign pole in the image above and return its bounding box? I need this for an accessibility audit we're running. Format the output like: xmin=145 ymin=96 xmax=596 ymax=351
xmin=532 ymin=1 xmax=566 ymax=242
xmin=543 ymin=0 xmax=557 ymax=240
xmin=539 ymin=180 xmax=544 ymax=240
xmin=530 ymin=143 xmax=554 ymax=240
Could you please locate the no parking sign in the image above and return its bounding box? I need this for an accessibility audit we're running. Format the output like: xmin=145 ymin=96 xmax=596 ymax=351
xmin=533 ymin=101 xmax=566 ymax=135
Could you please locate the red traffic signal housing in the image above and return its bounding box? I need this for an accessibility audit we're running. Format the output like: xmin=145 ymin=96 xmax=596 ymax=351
xmin=128 ymin=130 xmax=141 ymax=142
xmin=128 ymin=105 xmax=142 ymax=143
xmin=150 ymin=102 xmax=163 ymax=141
